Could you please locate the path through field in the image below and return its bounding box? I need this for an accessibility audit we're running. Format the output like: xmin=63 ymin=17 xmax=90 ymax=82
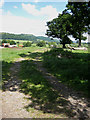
xmin=1 ymin=57 xmax=66 ymax=118
xmin=2 ymin=58 xmax=34 ymax=118
xmin=1 ymin=52 xmax=90 ymax=119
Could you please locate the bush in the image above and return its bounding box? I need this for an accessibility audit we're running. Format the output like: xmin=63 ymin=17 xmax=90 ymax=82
xmin=48 ymin=42 xmax=57 ymax=48
xmin=36 ymin=40 xmax=46 ymax=47
xmin=9 ymin=40 xmax=16 ymax=45
xmin=2 ymin=39 xmax=16 ymax=45
xmin=2 ymin=39 xmax=7 ymax=43
xmin=23 ymin=41 xmax=32 ymax=47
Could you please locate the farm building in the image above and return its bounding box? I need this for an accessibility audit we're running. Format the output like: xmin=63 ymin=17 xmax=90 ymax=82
xmin=19 ymin=45 xmax=23 ymax=47
xmin=2 ymin=43 xmax=17 ymax=48
xmin=2 ymin=43 xmax=10 ymax=47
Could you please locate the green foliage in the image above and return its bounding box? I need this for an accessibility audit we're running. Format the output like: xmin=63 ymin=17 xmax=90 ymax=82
xmin=65 ymin=2 xmax=89 ymax=46
xmin=0 ymin=32 xmax=37 ymax=41
xmin=46 ymin=13 xmax=72 ymax=48
xmin=1 ymin=39 xmax=16 ymax=45
xmin=36 ymin=40 xmax=46 ymax=47
xmin=46 ymin=2 xmax=89 ymax=47
xmin=0 ymin=32 xmax=58 ymax=43
xmin=8 ymin=40 xmax=16 ymax=45
xmin=23 ymin=41 xmax=32 ymax=47
xmin=70 ymin=43 xmax=88 ymax=48
xmin=17 ymin=42 xmax=19 ymax=47
xmin=2 ymin=39 xmax=7 ymax=43
xmin=48 ymin=42 xmax=57 ymax=48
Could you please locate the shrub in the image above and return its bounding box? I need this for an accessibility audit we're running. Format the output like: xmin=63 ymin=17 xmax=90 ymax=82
xmin=2 ymin=39 xmax=16 ymax=45
xmin=36 ymin=40 xmax=46 ymax=47
xmin=9 ymin=40 xmax=16 ymax=45
xmin=48 ymin=42 xmax=57 ymax=48
xmin=23 ymin=42 xmax=32 ymax=47
xmin=2 ymin=39 xmax=7 ymax=43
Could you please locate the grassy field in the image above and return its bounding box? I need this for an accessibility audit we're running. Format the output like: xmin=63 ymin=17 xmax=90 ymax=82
xmin=2 ymin=46 xmax=48 ymax=90
xmin=1 ymin=46 xmax=89 ymax=117
xmin=2 ymin=46 xmax=48 ymax=62
xmin=2 ymin=46 xmax=89 ymax=95
xmin=42 ymin=48 xmax=89 ymax=96
xmin=2 ymin=46 xmax=70 ymax=118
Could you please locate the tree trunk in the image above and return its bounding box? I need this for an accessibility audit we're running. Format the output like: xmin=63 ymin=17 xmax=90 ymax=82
xmin=78 ymin=32 xmax=81 ymax=47
xmin=63 ymin=43 xmax=66 ymax=48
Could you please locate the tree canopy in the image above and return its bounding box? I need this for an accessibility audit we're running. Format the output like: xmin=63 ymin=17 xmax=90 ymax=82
xmin=46 ymin=1 xmax=89 ymax=47
xmin=65 ymin=2 xmax=89 ymax=46
xmin=46 ymin=13 xmax=72 ymax=48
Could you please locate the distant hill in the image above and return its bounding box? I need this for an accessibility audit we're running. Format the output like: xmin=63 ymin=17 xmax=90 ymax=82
xmin=0 ymin=32 xmax=37 ymax=41
xmin=37 ymin=36 xmax=59 ymax=42
xmin=0 ymin=32 xmax=59 ymax=43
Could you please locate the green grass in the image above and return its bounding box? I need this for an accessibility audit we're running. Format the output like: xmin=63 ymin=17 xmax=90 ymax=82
xmin=2 ymin=47 xmax=47 ymax=90
xmin=2 ymin=47 xmax=47 ymax=62
xmin=2 ymin=46 xmax=89 ymax=96
xmin=42 ymin=48 xmax=89 ymax=97
xmin=20 ymin=60 xmax=58 ymax=103
xmin=2 ymin=45 xmax=89 ymax=117
xmin=19 ymin=60 xmax=74 ymax=117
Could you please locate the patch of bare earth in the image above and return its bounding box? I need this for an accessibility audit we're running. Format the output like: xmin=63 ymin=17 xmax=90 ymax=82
xmin=1 ymin=58 xmax=34 ymax=118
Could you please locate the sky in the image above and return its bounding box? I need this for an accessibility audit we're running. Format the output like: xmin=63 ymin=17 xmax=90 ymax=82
xmin=0 ymin=0 xmax=89 ymax=43
xmin=0 ymin=0 xmax=68 ymax=36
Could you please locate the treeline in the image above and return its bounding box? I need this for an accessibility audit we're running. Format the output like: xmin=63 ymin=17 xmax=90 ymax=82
xmin=0 ymin=33 xmax=37 ymax=41
xmin=0 ymin=32 xmax=58 ymax=42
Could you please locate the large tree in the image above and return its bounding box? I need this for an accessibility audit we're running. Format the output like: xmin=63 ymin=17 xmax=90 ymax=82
xmin=46 ymin=13 xmax=72 ymax=48
xmin=65 ymin=1 xmax=89 ymax=46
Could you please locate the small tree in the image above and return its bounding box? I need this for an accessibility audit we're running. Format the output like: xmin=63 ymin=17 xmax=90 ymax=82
xmin=9 ymin=40 xmax=16 ymax=45
xmin=36 ymin=40 xmax=46 ymax=47
xmin=2 ymin=39 xmax=7 ymax=43
xmin=17 ymin=42 xmax=19 ymax=47
xmin=23 ymin=42 xmax=32 ymax=47
xmin=48 ymin=42 xmax=57 ymax=48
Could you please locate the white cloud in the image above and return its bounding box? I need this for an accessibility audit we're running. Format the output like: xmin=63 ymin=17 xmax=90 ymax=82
xmin=0 ymin=14 xmax=47 ymax=36
xmin=0 ymin=0 xmax=4 ymax=8
xmin=22 ymin=3 xmax=58 ymax=21
xmin=6 ymin=11 xmax=13 ymax=16
xmin=34 ymin=0 xmax=39 ymax=3
xmin=0 ymin=8 xmax=2 ymax=14
xmin=13 ymin=6 xmax=18 ymax=9
xmin=0 ymin=0 xmax=4 ymax=16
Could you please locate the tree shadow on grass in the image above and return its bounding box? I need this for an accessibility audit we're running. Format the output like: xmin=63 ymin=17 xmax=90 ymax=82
xmin=2 ymin=61 xmax=12 ymax=91
xmin=19 ymin=52 xmax=43 ymax=61
xmin=42 ymin=48 xmax=89 ymax=97
xmin=19 ymin=48 xmax=89 ymax=119
xmin=19 ymin=60 xmax=75 ymax=118
xmin=19 ymin=49 xmax=89 ymax=97
xmin=2 ymin=60 xmax=22 ymax=92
